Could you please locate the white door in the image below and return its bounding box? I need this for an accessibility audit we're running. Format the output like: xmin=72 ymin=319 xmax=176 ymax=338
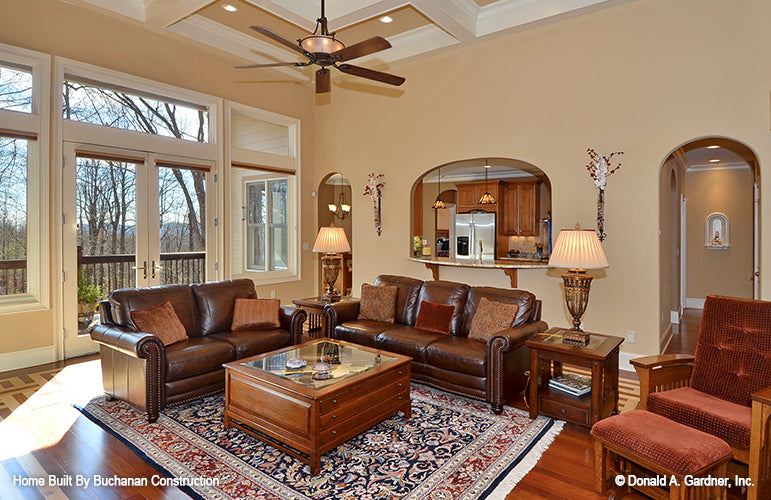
xmin=62 ymin=144 xmax=210 ymax=358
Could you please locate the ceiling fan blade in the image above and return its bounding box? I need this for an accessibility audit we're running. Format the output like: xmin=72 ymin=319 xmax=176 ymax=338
xmin=235 ymin=62 xmax=302 ymax=69
xmin=316 ymin=68 xmax=331 ymax=93
xmin=332 ymin=36 xmax=391 ymax=62
xmin=337 ymin=64 xmax=405 ymax=86
xmin=250 ymin=26 xmax=305 ymax=55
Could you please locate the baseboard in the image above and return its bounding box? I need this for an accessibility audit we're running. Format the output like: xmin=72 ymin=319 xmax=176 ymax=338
xmin=685 ymin=297 xmax=706 ymax=309
xmin=619 ymin=351 xmax=637 ymax=373
xmin=0 ymin=345 xmax=56 ymax=373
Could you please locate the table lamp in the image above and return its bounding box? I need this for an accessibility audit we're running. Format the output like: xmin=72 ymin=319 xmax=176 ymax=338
xmin=313 ymin=224 xmax=351 ymax=302
xmin=548 ymin=223 xmax=608 ymax=344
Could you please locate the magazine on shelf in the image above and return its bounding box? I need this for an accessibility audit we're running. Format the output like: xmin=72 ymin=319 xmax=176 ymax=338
xmin=549 ymin=373 xmax=591 ymax=396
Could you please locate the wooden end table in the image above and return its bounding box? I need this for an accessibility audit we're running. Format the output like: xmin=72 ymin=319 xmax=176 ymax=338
xmin=292 ymin=296 xmax=358 ymax=338
xmin=526 ymin=327 xmax=624 ymax=427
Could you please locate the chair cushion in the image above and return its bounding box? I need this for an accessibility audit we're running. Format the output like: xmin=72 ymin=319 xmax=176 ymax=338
xmin=191 ymin=279 xmax=257 ymax=336
xmin=414 ymin=301 xmax=455 ymax=334
xmin=375 ymin=326 xmax=447 ymax=362
xmin=647 ymin=386 xmax=751 ymax=449
xmin=591 ymin=410 xmax=731 ymax=476
xmin=165 ymin=337 xmax=235 ymax=382
xmin=208 ymin=329 xmax=290 ymax=359
xmin=468 ymin=297 xmax=520 ymax=342
xmin=690 ymin=295 xmax=771 ymax=407
xmin=334 ymin=320 xmax=391 ymax=347
xmin=425 ymin=336 xmax=486 ymax=377
xmin=358 ymin=283 xmax=398 ymax=323
xmin=129 ymin=300 xmax=188 ymax=346
xmin=231 ymin=298 xmax=281 ymax=330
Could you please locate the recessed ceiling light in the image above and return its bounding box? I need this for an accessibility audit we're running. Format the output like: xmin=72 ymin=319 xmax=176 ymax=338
xmin=709 ymin=159 xmax=720 ymax=163
xmin=223 ymin=4 xmax=237 ymax=12
xmin=707 ymin=145 xmax=720 ymax=149
xmin=380 ymin=15 xmax=393 ymax=23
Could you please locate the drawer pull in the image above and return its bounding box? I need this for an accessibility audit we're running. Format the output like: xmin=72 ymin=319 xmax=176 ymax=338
xmin=561 ymin=408 xmax=566 ymax=415
xmin=398 ymin=371 xmax=403 ymax=375
xmin=398 ymin=383 xmax=403 ymax=388
xmin=332 ymin=430 xmax=337 ymax=435
xmin=332 ymin=399 xmax=337 ymax=404
xmin=398 ymin=396 xmax=403 ymax=400
xmin=332 ymin=414 xmax=337 ymax=419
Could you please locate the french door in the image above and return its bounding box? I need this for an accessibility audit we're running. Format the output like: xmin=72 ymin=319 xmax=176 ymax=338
xmin=62 ymin=143 xmax=211 ymax=358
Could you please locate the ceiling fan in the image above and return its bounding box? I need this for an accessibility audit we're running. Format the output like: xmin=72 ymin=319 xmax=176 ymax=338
xmin=235 ymin=0 xmax=406 ymax=94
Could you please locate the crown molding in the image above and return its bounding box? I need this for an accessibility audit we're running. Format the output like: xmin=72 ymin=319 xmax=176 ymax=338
xmin=686 ymin=161 xmax=751 ymax=172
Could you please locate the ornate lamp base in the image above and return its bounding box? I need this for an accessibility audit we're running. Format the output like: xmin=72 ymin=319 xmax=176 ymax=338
xmin=320 ymin=253 xmax=342 ymax=302
xmin=562 ymin=269 xmax=594 ymax=344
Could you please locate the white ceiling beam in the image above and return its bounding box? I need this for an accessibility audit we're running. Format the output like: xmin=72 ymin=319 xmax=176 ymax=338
xmin=144 ymin=0 xmax=213 ymax=28
xmin=330 ymin=0 xmax=408 ymax=31
xmin=411 ymin=0 xmax=479 ymax=42
xmin=352 ymin=24 xmax=459 ymax=66
xmin=477 ymin=0 xmax=614 ymax=37
xmin=242 ymin=0 xmax=317 ymax=30
xmin=165 ymin=15 xmax=309 ymax=81
xmin=58 ymin=0 xmax=147 ymax=21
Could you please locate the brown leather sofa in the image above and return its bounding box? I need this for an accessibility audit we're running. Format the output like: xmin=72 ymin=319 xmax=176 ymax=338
xmin=324 ymin=275 xmax=548 ymax=414
xmin=90 ymin=279 xmax=306 ymax=422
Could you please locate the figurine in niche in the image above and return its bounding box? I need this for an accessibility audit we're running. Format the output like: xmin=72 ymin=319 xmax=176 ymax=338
xmin=711 ymin=230 xmax=723 ymax=246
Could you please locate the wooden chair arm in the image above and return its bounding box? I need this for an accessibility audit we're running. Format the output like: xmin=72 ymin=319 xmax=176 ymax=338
xmin=750 ymin=385 xmax=771 ymax=500
xmin=631 ymin=354 xmax=695 ymax=410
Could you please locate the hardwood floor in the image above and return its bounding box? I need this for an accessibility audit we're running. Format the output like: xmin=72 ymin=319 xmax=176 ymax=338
xmin=0 ymin=315 xmax=703 ymax=500
xmin=664 ymin=308 xmax=702 ymax=355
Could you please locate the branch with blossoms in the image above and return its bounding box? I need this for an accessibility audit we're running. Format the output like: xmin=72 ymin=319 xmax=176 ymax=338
xmin=363 ymin=173 xmax=385 ymax=235
xmin=586 ymin=148 xmax=623 ymax=190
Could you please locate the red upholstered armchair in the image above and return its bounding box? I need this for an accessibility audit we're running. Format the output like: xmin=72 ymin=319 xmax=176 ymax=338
xmin=631 ymin=295 xmax=771 ymax=500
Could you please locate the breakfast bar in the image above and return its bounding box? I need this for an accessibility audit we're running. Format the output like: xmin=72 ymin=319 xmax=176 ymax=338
xmin=408 ymin=256 xmax=549 ymax=287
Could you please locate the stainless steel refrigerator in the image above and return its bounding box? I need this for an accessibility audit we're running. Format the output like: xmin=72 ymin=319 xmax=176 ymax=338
xmin=454 ymin=211 xmax=496 ymax=260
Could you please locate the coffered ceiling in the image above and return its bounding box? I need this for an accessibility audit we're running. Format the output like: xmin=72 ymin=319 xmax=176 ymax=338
xmin=60 ymin=0 xmax=619 ymax=83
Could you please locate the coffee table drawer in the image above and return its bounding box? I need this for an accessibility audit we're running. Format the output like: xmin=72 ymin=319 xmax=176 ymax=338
xmin=319 ymin=369 xmax=409 ymax=413
xmin=320 ymin=380 xmax=408 ymax=427
xmin=319 ymin=387 xmax=410 ymax=447
xmin=228 ymin=374 xmax=312 ymax=434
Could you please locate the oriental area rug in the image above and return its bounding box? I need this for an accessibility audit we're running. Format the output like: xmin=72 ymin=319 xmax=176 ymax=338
xmin=77 ymin=385 xmax=563 ymax=500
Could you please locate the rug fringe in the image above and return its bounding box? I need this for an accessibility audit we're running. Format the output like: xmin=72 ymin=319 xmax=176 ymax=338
xmin=483 ymin=419 xmax=565 ymax=499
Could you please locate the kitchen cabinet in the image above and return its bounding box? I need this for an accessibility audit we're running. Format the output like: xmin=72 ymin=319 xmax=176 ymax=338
xmin=455 ymin=181 xmax=500 ymax=213
xmin=503 ymin=181 xmax=539 ymax=236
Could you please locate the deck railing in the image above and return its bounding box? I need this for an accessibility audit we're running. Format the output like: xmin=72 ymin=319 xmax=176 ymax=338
xmin=0 ymin=250 xmax=205 ymax=297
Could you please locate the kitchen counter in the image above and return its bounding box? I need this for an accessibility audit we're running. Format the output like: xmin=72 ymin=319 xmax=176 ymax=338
xmin=408 ymin=256 xmax=549 ymax=287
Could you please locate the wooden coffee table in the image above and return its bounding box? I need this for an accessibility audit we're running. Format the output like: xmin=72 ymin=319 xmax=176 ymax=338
xmin=223 ymin=339 xmax=411 ymax=474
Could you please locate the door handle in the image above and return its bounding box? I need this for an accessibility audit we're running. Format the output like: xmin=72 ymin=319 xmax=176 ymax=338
xmin=132 ymin=261 xmax=148 ymax=280
xmin=152 ymin=260 xmax=163 ymax=280
xmin=751 ymin=271 xmax=760 ymax=282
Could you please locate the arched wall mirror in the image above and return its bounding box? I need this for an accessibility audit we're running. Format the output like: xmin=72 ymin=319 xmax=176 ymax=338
xmin=317 ymin=173 xmax=353 ymax=296
xmin=411 ymin=158 xmax=552 ymax=261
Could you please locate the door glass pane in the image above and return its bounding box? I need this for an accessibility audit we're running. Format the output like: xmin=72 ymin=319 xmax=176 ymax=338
xmin=247 ymin=226 xmax=265 ymax=270
xmin=0 ymin=137 xmax=28 ymax=296
xmin=158 ymin=166 xmax=206 ymax=285
xmin=271 ymin=226 xmax=288 ymax=270
xmin=269 ymin=179 xmax=287 ymax=224
xmin=76 ymin=158 xmax=136 ymax=333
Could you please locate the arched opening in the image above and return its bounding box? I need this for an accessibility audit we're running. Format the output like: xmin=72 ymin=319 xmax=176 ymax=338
xmin=411 ymin=158 xmax=552 ymax=261
xmin=317 ymin=173 xmax=353 ymax=296
xmin=659 ymin=137 xmax=760 ymax=353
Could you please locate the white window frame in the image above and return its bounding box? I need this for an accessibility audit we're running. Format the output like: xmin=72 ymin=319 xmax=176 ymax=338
xmin=244 ymin=176 xmax=290 ymax=272
xmin=225 ymin=101 xmax=300 ymax=285
xmin=0 ymin=43 xmax=50 ymax=311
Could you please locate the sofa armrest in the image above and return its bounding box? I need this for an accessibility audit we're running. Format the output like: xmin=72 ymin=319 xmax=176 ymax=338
xmin=279 ymin=305 xmax=306 ymax=344
xmin=631 ymin=354 xmax=694 ymax=410
xmin=488 ymin=320 xmax=549 ymax=352
xmin=90 ymin=323 xmax=165 ymax=359
xmin=323 ymin=300 xmax=361 ymax=339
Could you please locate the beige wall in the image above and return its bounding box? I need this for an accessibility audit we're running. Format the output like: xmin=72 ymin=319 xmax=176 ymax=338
xmin=0 ymin=0 xmax=318 ymax=364
xmin=315 ymin=0 xmax=771 ymax=356
xmin=685 ymin=167 xmax=754 ymax=300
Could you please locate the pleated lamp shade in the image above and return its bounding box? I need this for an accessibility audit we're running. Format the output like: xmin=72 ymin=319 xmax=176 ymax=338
xmin=313 ymin=226 xmax=351 ymax=253
xmin=548 ymin=225 xmax=608 ymax=270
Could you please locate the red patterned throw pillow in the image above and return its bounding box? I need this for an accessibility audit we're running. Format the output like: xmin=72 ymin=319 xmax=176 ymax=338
xmin=231 ymin=298 xmax=281 ymax=330
xmin=415 ymin=301 xmax=455 ymax=334
xmin=468 ymin=297 xmax=520 ymax=342
xmin=130 ymin=300 xmax=188 ymax=346
xmin=358 ymin=283 xmax=398 ymax=323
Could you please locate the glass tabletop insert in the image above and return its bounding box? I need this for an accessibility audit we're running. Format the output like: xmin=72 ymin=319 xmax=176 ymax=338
xmin=241 ymin=340 xmax=396 ymax=389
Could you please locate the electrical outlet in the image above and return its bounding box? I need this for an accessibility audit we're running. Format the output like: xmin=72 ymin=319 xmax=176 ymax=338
xmin=626 ymin=331 xmax=636 ymax=344
xmin=302 ymin=242 xmax=309 ymax=250
xmin=270 ymin=290 xmax=276 ymax=298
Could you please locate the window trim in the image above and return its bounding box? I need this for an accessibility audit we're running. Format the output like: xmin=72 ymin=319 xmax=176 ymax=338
xmin=225 ymin=101 xmax=300 ymax=285
xmin=0 ymin=43 xmax=50 ymax=312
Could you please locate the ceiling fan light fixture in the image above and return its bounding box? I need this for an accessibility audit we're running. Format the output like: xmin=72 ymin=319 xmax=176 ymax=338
xmin=301 ymin=35 xmax=344 ymax=54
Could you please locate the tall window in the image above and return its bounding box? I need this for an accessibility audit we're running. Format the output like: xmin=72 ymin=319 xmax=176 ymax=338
xmin=228 ymin=103 xmax=299 ymax=284
xmin=245 ymin=177 xmax=288 ymax=272
xmin=0 ymin=44 xmax=49 ymax=307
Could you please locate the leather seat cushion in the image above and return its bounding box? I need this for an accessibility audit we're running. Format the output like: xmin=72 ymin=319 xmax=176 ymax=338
xmin=335 ymin=320 xmax=392 ymax=347
xmin=375 ymin=326 xmax=447 ymax=362
xmin=165 ymin=337 xmax=235 ymax=382
xmin=647 ymin=386 xmax=751 ymax=449
xmin=208 ymin=329 xmax=290 ymax=359
xmin=425 ymin=336 xmax=486 ymax=377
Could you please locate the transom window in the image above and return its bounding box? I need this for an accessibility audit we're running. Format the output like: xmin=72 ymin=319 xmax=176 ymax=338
xmin=0 ymin=62 xmax=32 ymax=112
